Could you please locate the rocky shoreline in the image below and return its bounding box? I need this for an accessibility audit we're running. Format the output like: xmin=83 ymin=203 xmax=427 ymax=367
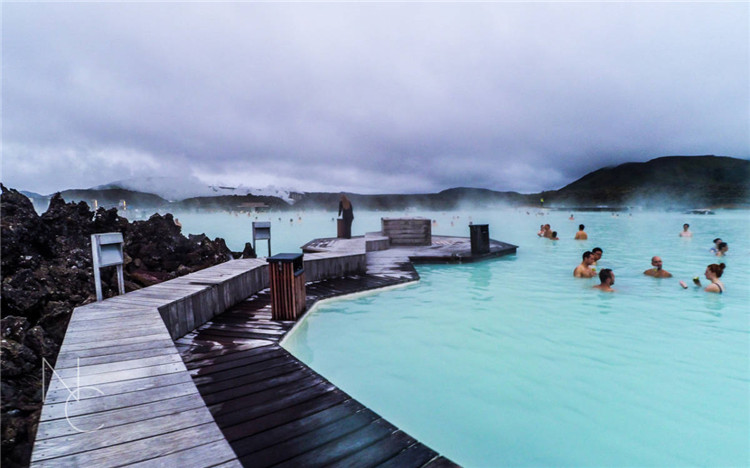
xmin=0 ymin=185 xmax=250 ymax=468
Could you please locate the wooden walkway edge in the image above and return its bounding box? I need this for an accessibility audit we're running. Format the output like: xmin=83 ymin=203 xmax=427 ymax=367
xmin=179 ymin=270 xmax=465 ymax=467
xmin=31 ymin=234 xmax=516 ymax=467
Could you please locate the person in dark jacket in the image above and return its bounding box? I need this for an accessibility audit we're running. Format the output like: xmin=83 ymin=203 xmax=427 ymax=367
xmin=338 ymin=194 xmax=354 ymax=239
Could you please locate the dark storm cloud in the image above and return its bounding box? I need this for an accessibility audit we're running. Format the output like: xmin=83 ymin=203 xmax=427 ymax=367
xmin=3 ymin=2 xmax=748 ymax=195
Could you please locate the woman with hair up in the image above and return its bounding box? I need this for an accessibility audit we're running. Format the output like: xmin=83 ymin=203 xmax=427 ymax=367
xmin=680 ymin=263 xmax=726 ymax=293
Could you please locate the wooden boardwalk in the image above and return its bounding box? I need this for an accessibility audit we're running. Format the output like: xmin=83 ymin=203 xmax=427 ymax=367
xmin=31 ymin=304 xmax=241 ymax=467
xmin=179 ymin=274 xmax=461 ymax=467
xmin=31 ymin=233 xmax=516 ymax=467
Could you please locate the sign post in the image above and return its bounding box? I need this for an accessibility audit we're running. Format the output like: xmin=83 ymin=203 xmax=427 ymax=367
xmin=252 ymin=222 xmax=271 ymax=257
xmin=91 ymin=233 xmax=125 ymax=301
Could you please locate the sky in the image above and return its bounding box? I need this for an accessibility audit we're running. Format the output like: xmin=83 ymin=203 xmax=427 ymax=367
xmin=2 ymin=1 xmax=748 ymax=196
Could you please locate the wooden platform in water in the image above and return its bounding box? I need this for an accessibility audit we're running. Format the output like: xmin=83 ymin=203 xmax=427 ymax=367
xmin=303 ymin=234 xmax=517 ymax=264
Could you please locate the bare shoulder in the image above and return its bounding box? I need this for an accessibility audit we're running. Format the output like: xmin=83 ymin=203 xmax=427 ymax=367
xmin=705 ymin=283 xmax=721 ymax=293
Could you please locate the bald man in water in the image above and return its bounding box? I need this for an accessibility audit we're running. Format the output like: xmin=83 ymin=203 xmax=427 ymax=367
xmin=644 ymin=256 xmax=672 ymax=278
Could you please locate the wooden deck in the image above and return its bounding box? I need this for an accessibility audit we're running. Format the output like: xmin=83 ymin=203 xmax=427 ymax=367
xmin=31 ymin=304 xmax=241 ymax=467
xmin=178 ymin=274 xmax=457 ymax=467
xmin=31 ymin=233 xmax=516 ymax=467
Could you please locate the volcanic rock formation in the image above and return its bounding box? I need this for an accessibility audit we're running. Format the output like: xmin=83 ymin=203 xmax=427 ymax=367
xmin=0 ymin=185 xmax=236 ymax=468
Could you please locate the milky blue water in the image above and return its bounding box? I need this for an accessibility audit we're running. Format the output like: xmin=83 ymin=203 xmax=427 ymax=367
xmin=130 ymin=207 xmax=749 ymax=466
xmin=276 ymin=209 xmax=749 ymax=467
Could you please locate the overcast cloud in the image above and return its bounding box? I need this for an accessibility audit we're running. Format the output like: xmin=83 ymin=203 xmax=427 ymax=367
xmin=2 ymin=1 xmax=748 ymax=195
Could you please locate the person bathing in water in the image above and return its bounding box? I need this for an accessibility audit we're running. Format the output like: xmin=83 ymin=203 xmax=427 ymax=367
xmin=644 ymin=256 xmax=672 ymax=278
xmin=680 ymin=263 xmax=726 ymax=293
xmin=679 ymin=223 xmax=692 ymax=237
xmin=591 ymin=247 xmax=603 ymax=265
xmin=574 ymin=224 xmax=588 ymax=240
xmin=574 ymin=251 xmax=597 ymax=278
xmin=709 ymin=238 xmax=722 ymax=254
xmin=715 ymin=242 xmax=729 ymax=256
xmin=593 ymin=269 xmax=615 ymax=292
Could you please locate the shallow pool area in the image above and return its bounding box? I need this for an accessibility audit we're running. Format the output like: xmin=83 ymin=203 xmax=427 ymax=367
xmin=281 ymin=209 xmax=749 ymax=467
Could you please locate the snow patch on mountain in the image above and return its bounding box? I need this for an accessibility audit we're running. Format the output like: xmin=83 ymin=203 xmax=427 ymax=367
xmin=94 ymin=177 xmax=300 ymax=203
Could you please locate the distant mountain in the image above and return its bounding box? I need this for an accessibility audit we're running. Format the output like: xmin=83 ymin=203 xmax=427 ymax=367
xmin=546 ymin=155 xmax=749 ymax=208
xmin=297 ymin=188 xmax=535 ymax=211
xmin=16 ymin=155 xmax=750 ymax=212
xmin=58 ymin=188 xmax=168 ymax=210
xmin=20 ymin=190 xmax=44 ymax=199
xmin=173 ymin=194 xmax=293 ymax=211
xmin=94 ymin=177 xmax=299 ymax=203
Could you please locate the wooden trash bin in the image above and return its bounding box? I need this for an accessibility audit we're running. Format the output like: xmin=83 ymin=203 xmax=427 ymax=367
xmin=337 ymin=218 xmax=346 ymax=238
xmin=267 ymin=253 xmax=306 ymax=321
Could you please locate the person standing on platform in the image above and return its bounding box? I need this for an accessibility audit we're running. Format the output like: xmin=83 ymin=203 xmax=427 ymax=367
xmin=338 ymin=194 xmax=354 ymax=239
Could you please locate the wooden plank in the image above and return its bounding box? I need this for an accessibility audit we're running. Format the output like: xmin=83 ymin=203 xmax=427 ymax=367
xmin=61 ymin=323 xmax=167 ymax=341
xmin=55 ymin=344 xmax=176 ymax=369
xmin=327 ymin=430 xmax=419 ymax=468
xmin=375 ymin=443 xmax=439 ymax=468
xmin=196 ymin=362 xmax=306 ymax=397
xmin=222 ymin=393 xmax=350 ymax=444
xmin=40 ymin=380 xmax=199 ymax=422
xmin=185 ymin=345 xmax=283 ymax=371
xmin=53 ymin=354 xmax=183 ymax=379
xmin=211 ymin=383 xmax=339 ymax=428
xmin=423 ymin=456 xmax=462 ymax=467
xmin=238 ymin=411 xmax=380 ymax=467
xmin=209 ymin=374 xmax=324 ymax=416
xmin=43 ymin=369 xmax=194 ymax=404
xmin=102 ymin=296 xmax=174 ymax=307
xmin=61 ymin=331 xmax=172 ymax=352
xmin=45 ymin=362 xmax=187 ymax=396
xmin=201 ymin=368 xmax=315 ymax=406
xmin=37 ymin=393 xmax=206 ymax=440
xmin=127 ymin=439 xmax=241 ymax=468
xmin=272 ymin=418 xmax=394 ymax=467
xmin=64 ymin=317 xmax=166 ymax=333
xmin=32 ymin=407 xmax=214 ymax=460
xmin=54 ymin=338 xmax=175 ymax=363
xmin=31 ymin=422 xmax=227 ymax=467
xmin=227 ymin=399 xmax=361 ymax=455
xmin=72 ymin=306 xmax=157 ymax=318
xmin=192 ymin=356 xmax=293 ymax=386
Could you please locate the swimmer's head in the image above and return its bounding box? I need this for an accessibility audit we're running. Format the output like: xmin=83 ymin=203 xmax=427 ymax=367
xmin=706 ymin=263 xmax=726 ymax=278
xmin=599 ymin=268 xmax=614 ymax=284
